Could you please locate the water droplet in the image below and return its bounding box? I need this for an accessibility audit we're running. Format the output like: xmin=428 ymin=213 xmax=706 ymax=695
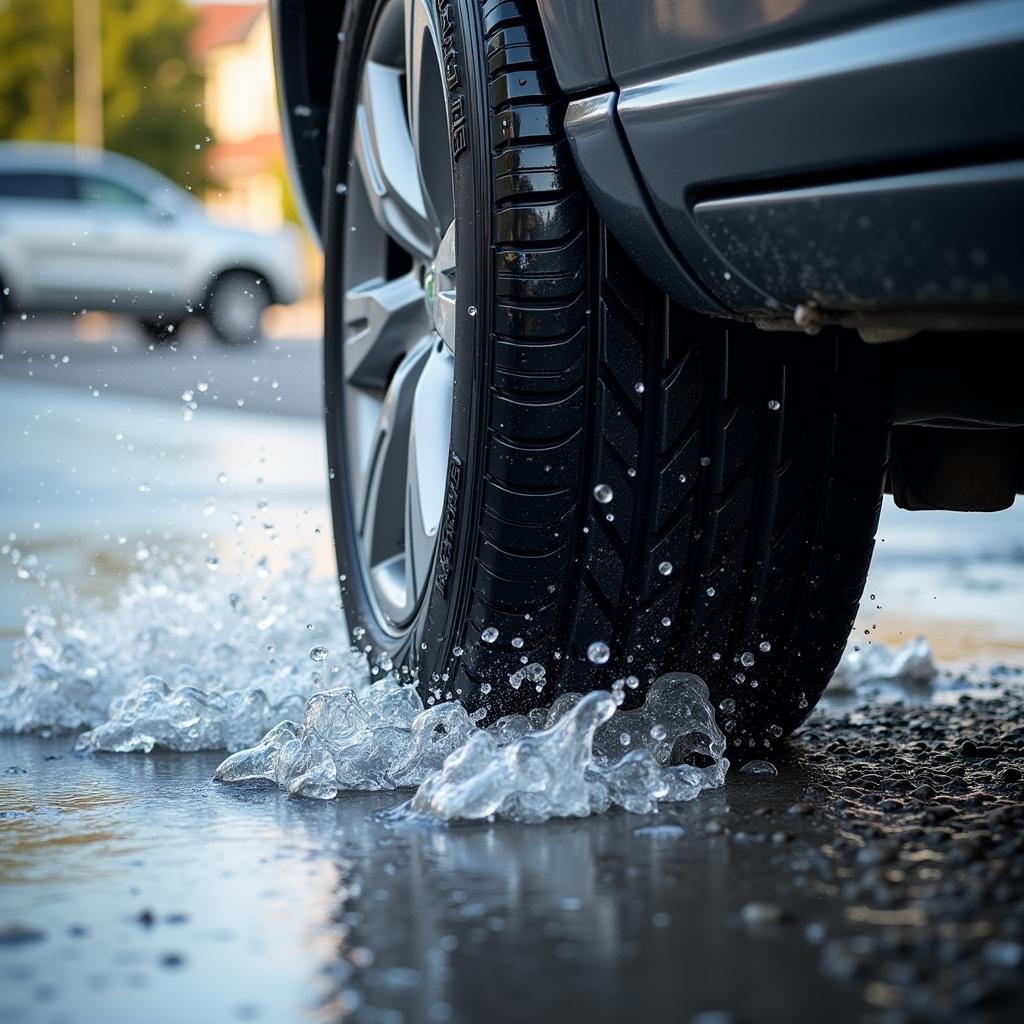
xmin=452 ymin=645 xmax=464 ymax=657
xmin=138 ymin=482 xmax=151 ymax=493
xmin=719 ymin=698 xmax=736 ymax=715
xmin=759 ymin=640 xmax=771 ymax=653
xmin=592 ymin=483 xmax=613 ymax=504
xmin=217 ymin=472 xmax=228 ymax=484
xmin=479 ymin=682 xmax=492 ymax=695
xmin=658 ymin=561 xmax=673 ymax=576
xmin=205 ymin=556 xmax=219 ymax=572
xmin=706 ymin=585 xmax=715 ymax=597
xmin=661 ymin=617 xmax=671 ymax=627
xmin=740 ymin=651 xmax=755 ymax=668
xmin=700 ymin=456 xmax=711 ymax=467
xmin=625 ymin=675 xmax=639 ymax=689
xmin=481 ymin=626 xmax=499 ymax=644
xmin=309 ymin=646 xmax=328 ymax=663
xmin=511 ymin=637 xmax=524 ymax=649
xmin=633 ymin=382 xmax=645 ymax=394
xmin=587 ymin=641 xmax=610 ymax=665
xmin=650 ymin=723 xmax=667 ymax=741
xmin=768 ymin=399 xmax=781 ymax=411
xmin=467 ymin=305 xmax=477 ymax=317
xmin=619 ymin=732 xmax=631 ymax=746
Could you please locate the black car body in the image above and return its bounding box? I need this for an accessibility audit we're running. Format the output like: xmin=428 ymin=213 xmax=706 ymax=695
xmin=275 ymin=0 xmax=1023 ymax=509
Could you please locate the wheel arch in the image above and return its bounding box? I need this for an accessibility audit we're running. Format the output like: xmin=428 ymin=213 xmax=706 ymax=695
xmin=271 ymin=0 xmax=591 ymax=243
xmin=271 ymin=0 xmax=349 ymax=244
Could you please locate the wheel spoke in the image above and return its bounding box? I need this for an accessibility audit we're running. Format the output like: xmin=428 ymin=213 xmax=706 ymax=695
xmin=360 ymin=337 xmax=433 ymax=617
xmin=344 ymin=273 xmax=430 ymax=389
xmin=354 ymin=60 xmax=438 ymax=262
xmin=404 ymin=341 xmax=454 ymax=598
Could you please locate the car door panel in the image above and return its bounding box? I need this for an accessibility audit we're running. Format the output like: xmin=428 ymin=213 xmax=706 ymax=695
xmin=73 ymin=176 xmax=192 ymax=314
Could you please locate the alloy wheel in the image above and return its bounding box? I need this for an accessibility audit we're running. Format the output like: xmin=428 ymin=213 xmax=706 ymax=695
xmin=338 ymin=0 xmax=456 ymax=633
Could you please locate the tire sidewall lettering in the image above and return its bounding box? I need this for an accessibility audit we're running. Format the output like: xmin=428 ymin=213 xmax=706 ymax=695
xmin=415 ymin=0 xmax=481 ymax=688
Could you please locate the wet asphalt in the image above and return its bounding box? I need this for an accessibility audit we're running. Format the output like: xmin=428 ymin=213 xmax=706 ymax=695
xmin=1 ymin=317 xmax=1023 ymax=1023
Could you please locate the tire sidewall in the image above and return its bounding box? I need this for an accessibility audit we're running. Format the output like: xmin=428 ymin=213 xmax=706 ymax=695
xmin=324 ymin=0 xmax=492 ymax=696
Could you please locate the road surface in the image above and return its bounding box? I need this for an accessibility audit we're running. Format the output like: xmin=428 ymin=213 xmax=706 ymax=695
xmin=1 ymin=321 xmax=1022 ymax=1023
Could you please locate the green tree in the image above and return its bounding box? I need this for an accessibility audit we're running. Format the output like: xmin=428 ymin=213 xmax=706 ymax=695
xmin=0 ymin=0 xmax=211 ymax=188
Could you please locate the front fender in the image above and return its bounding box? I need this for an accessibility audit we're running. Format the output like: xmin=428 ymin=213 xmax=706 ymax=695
xmin=272 ymin=1 xmax=601 ymax=242
xmin=271 ymin=0 xmax=347 ymax=244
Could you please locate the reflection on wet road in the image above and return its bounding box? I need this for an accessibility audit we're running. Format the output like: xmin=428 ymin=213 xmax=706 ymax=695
xmin=1 ymin=741 xmax=346 ymax=1023
xmin=0 ymin=735 xmax=867 ymax=1023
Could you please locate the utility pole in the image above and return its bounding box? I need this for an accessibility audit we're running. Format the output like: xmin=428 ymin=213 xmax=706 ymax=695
xmin=73 ymin=0 xmax=103 ymax=152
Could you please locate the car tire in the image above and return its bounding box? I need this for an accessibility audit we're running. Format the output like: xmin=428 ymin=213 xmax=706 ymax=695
xmin=206 ymin=270 xmax=270 ymax=345
xmin=139 ymin=317 xmax=183 ymax=344
xmin=323 ymin=0 xmax=889 ymax=748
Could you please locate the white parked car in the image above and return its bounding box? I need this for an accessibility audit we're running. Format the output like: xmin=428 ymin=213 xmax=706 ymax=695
xmin=0 ymin=142 xmax=302 ymax=344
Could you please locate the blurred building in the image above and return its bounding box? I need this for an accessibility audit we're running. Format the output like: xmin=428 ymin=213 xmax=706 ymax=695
xmin=190 ymin=2 xmax=285 ymax=231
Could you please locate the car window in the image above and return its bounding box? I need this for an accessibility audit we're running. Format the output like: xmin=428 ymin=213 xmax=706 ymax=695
xmin=78 ymin=176 xmax=149 ymax=207
xmin=0 ymin=171 xmax=76 ymax=200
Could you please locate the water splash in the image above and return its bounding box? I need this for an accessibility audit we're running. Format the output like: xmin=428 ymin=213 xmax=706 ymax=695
xmin=829 ymin=636 xmax=936 ymax=693
xmin=3 ymin=547 xmax=727 ymax=822
xmin=0 ymin=549 xmax=350 ymax=751
xmin=215 ymin=675 xmax=480 ymax=797
xmin=217 ymin=672 xmax=728 ymax=822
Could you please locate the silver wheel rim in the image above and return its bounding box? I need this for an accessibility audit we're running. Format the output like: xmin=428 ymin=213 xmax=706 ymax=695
xmin=339 ymin=0 xmax=456 ymax=632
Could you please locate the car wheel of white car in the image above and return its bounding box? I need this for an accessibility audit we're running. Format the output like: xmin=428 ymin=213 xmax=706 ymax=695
xmin=207 ymin=270 xmax=270 ymax=345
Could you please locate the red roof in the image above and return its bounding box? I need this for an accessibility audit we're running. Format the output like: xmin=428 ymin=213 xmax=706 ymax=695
xmin=191 ymin=3 xmax=263 ymax=55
